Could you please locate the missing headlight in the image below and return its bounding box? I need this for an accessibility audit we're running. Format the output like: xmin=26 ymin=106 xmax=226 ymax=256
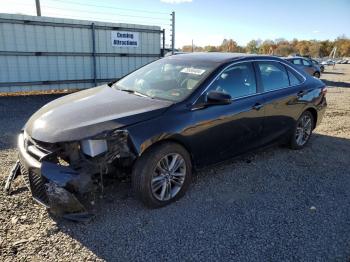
xmin=81 ymin=139 xmax=107 ymax=157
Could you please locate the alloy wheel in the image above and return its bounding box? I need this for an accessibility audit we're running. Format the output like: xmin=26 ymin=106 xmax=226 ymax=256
xmin=151 ymin=153 xmax=186 ymax=201
xmin=295 ymin=114 xmax=312 ymax=146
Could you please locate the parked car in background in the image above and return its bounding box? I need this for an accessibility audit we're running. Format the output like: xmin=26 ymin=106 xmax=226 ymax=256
xmin=5 ymin=53 xmax=327 ymax=218
xmin=311 ymin=59 xmax=325 ymax=73
xmin=165 ymin=51 xmax=188 ymax=57
xmin=162 ymin=48 xmax=179 ymax=56
xmin=321 ymin=60 xmax=335 ymax=66
xmin=285 ymin=57 xmax=321 ymax=78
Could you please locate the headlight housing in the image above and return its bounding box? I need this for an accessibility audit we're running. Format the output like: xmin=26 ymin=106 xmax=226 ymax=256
xmin=81 ymin=139 xmax=108 ymax=157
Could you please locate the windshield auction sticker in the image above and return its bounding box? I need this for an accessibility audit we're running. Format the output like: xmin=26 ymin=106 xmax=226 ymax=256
xmin=111 ymin=31 xmax=139 ymax=47
xmin=180 ymin=68 xmax=206 ymax=75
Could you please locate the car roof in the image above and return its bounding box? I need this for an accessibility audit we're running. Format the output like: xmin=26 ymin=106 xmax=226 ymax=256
xmin=166 ymin=52 xmax=278 ymax=64
xmin=286 ymin=57 xmax=303 ymax=60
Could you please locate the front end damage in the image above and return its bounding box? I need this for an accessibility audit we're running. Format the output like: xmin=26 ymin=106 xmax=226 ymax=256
xmin=5 ymin=130 xmax=136 ymax=221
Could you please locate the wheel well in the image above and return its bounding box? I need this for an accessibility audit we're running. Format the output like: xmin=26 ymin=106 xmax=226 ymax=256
xmin=306 ymin=108 xmax=318 ymax=129
xmin=140 ymin=139 xmax=194 ymax=166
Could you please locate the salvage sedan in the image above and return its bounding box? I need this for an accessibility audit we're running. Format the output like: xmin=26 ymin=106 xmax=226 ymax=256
xmin=5 ymin=53 xmax=327 ymax=219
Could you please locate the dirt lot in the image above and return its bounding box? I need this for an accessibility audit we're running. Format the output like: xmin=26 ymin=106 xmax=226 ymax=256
xmin=0 ymin=65 xmax=349 ymax=261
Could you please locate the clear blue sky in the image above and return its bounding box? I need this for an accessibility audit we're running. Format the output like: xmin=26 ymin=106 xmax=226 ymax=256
xmin=2 ymin=0 xmax=350 ymax=47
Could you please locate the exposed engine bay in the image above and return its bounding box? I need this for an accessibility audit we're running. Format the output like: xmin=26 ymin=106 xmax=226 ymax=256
xmin=5 ymin=130 xmax=136 ymax=222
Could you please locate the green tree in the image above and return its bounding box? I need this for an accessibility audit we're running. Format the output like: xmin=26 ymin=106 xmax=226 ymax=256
xmin=335 ymin=36 xmax=350 ymax=57
xmin=204 ymin=45 xmax=219 ymax=52
xmin=296 ymin=41 xmax=310 ymax=55
xmin=319 ymin=40 xmax=333 ymax=57
xmin=220 ymin=39 xmax=239 ymax=52
xmin=275 ymin=44 xmax=294 ymax=56
xmin=246 ymin=40 xmax=259 ymax=54
xmin=259 ymin=40 xmax=275 ymax=54
xmin=308 ymin=41 xmax=321 ymax=57
xmin=180 ymin=36 xmax=350 ymax=58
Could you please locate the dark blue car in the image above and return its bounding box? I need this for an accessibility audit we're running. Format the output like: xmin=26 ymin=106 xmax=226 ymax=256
xmin=6 ymin=53 xmax=327 ymax=217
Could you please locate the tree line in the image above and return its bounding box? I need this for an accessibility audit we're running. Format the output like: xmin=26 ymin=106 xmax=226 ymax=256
xmin=181 ymin=36 xmax=350 ymax=58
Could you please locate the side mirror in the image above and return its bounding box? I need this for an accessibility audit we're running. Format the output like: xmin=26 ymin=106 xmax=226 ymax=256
xmin=206 ymin=90 xmax=232 ymax=105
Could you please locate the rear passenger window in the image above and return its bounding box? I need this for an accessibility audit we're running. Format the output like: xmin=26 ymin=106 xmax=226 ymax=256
xmin=286 ymin=68 xmax=302 ymax=86
xmin=257 ymin=62 xmax=289 ymax=91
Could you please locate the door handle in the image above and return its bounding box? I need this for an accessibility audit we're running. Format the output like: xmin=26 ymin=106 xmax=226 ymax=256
xmin=297 ymin=91 xmax=305 ymax=97
xmin=252 ymin=103 xmax=263 ymax=110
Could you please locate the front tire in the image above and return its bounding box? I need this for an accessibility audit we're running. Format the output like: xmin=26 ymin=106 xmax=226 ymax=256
xmin=289 ymin=111 xmax=314 ymax=150
xmin=313 ymin=71 xmax=320 ymax=78
xmin=132 ymin=142 xmax=192 ymax=208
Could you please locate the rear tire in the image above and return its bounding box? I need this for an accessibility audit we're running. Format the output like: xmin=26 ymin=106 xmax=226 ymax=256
xmin=132 ymin=142 xmax=192 ymax=208
xmin=313 ymin=71 xmax=320 ymax=78
xmin=289 ymin=111 xmax=314 ymax=150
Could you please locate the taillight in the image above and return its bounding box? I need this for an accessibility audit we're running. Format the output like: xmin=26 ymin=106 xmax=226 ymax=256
xmin=321 ymin=86 xmax=327 ymax=95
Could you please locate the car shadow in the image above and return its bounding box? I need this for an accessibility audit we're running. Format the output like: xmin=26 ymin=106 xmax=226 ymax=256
xmin=321 ymin=71 xmax=344 ymax=75
xmin=321 ymin=79 xmax=350 ymax=88
xmin=8 ymin=186 xmax=29 ymax=195
xmin=51 ymin=133 xmax=350 ymax=261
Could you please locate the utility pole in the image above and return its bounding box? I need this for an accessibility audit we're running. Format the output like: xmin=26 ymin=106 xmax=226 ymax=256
xmin=192 ymin=39 xmax=194 ymax=52
xmin=171 ymin=11 xmax=175 ymax=54
xmin=162 ymin=29 xmax=166 ymax=57
xmin=35 ymin=0 xmax=41 ymax=16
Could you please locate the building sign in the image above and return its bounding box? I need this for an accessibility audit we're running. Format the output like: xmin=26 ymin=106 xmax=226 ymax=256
xmin=111 ymin=31 xmax=139 ymax=47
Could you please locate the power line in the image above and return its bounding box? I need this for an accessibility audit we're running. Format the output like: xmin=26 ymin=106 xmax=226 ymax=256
xmin=44 ymin=11 xmax=173 ymax=46
xmin=48 ymin=0 xmax=170 ymax=15
xmin=3 ymin=2 xmax=172 ymax=28
xmin=3 ymin=0 xmax=174 ymax=46
xmin=42 ymin=5 xmax=170 ymax=21
xmin=43 ymin=11 xmax=171 ymax=28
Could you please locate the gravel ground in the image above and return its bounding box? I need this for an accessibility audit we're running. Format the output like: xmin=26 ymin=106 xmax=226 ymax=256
xmin=0 ymin=65 xmax=350 ymax=261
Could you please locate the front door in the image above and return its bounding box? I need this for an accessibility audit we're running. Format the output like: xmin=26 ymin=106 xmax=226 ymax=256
xmin=189 ymin=62 xmax=265 ymax=166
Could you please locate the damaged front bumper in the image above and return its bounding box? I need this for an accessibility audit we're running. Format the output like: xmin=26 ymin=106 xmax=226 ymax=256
xmin=5 ymin=129 xmax=136 ymax=221
xmin=6 ymin=133 xmax=93 ymax=220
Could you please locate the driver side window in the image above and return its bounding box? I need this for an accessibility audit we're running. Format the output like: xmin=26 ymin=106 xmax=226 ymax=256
xmin=209 ymin=62 xmax=257 ymax=99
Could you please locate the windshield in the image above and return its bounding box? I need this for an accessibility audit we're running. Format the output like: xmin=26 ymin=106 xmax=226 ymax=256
xmin=113 ymin=57 xmax=217 ymax=102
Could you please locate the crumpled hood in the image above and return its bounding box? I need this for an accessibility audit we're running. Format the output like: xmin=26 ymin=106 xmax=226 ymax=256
xmin=25 ymin=85 xmax=172 ymax=143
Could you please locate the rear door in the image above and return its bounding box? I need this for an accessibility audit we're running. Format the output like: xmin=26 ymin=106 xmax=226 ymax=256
xmin=301 ymin=59 xmax=315 ymax=75
xmin=254 ymin=61 xmax=305 ymax=144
